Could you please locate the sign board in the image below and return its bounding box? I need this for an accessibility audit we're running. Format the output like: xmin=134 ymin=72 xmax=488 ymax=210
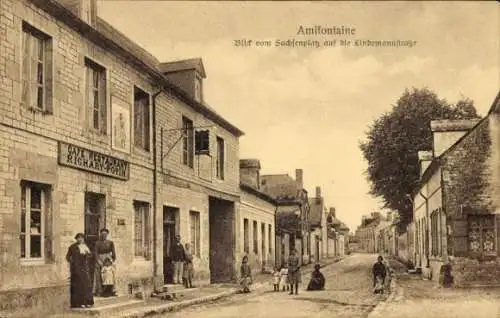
xmin=58 ymin=141 xmax=130 ymax=180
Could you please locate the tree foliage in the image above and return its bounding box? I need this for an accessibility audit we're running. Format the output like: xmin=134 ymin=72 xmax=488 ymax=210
xmin=360 ymin=88 xmax=480 ymax=230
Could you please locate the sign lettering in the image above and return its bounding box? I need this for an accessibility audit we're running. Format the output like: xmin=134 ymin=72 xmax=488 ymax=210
xmin=58 ymin=142 xmax=130 ymax=180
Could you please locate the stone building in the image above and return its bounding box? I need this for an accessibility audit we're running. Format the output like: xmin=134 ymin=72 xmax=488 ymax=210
xmin=239 ymin=159 xmax=277 ymax=273
xmin=261 ymin=170 xmax=311 ymax=267
xmin=354 ymin=212 xmax=382 ymax=253
xmin=411 ymin=92 xmax=500 ymax=286
xmin=324 ymin=207 xmax=349 ymax=257
xmin=0 ymin=0 xmax=243 ymax=314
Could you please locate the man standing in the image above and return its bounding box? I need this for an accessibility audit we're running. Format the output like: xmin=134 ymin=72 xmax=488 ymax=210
xmin=171 ymin=235 xmax=185 ymax=284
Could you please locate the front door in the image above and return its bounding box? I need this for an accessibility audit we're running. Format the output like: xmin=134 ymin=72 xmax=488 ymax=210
xmin=84 ymin=192 xmax=106 ymax=288
xmin=163 ymin=207 xmax=177 ymax=284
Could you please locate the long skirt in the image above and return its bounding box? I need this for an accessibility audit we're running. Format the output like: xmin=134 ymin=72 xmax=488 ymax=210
xmin=70 ymin=267 xmax=94 ymax=307
xmin=240 ymin=276 xmax=252 ymax=290
xmin=288 ymin=269 xmax=302 ymax=285
xmin=94 ymin=253 xmax=114 ymax=295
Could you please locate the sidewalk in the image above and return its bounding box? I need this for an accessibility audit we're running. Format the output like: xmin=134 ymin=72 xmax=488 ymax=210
xmin=48 ymin=256 xmax=345 ymax=318
xmin=369 ymin=258 xmax=500 ymax=318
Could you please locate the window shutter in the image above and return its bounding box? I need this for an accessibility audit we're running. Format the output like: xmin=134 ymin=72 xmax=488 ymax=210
xmin=86 ymin=67 xmax=93 ymax=129
xmin=134 ymin=101 xmax=141 ymax=147
xmin=30 ymin=41 xmax=39 ymax=109
xmin=22 ymin=32 xmax=31 ymax=107
xmin=99 ymin=72 xmax=107 ymax=134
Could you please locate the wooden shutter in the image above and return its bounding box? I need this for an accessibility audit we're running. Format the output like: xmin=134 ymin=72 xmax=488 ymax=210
xmin=99 ymin=70 xmax=107 ymax=134
xmin=22 ymin=31 xmax=31 ymax=107
xmin=30 ymin=36 xmax=39 ymax=109
xmin=86 ymin=66 xmax=93 ymax=129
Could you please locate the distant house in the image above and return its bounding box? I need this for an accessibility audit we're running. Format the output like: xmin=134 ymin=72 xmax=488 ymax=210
xmin=309 ymin=187 xmax=325 ymax=263
xmin=261 ymin=170 xmax=311 ymax=267
xmin=239 ymin=159 xmax=277 ymax=273
xmin=411 ymin=92 xmax=500 ymax=286
xmin=324 ymin=207 xmax=349 ymax=257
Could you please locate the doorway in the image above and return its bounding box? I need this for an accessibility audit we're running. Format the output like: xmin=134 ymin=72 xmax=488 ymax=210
xmin=84 ymin=192 xmax=106 ymax=287
xmin=315 ymin=238 xmax=320 ymax=263
xmin=208 ymin=197 xmax=235 ymax=283
xmin=163 ymin=206 xmax=178 ymax=284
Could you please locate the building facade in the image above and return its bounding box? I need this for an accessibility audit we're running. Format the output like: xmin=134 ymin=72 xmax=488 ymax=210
xmin=0 ymin=0 xmax=244 ymax=313
xmin=239 ymin=159 xmax=277 ymax=273
xmin=309 ymin=186 xmax=324 ymax=263
xmin=411 ymin=93 xmax=500 ymax=286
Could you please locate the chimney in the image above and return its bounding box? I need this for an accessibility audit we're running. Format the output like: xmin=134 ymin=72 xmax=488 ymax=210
xmin=239 ymin=159 xmax=261 ymax=189
xmin=329 ymin=207 xmax=336 ymax=218
xmin=295 ymin=169 xmax=303 ymax=189
xmin=57 ymin=0 xmax=97 ymax=26
xmin=430 ymin=119 xmax=480 ymax=157
xmin=315 ymin=186 xmax=321 ymax=198
xmin=418 ymin=151 xmax=433 ymax=177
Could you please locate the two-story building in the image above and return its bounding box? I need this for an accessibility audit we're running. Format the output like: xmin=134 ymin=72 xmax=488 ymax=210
xmin=261 ymin=170 xmax=311 ymax=267
xmin=238 ymin=159 xmax=277 ymax=273
xmin=0 ymin=0 xmax=243 ymax=314
xmin=412 ymin=92 xmax=500 ymax=286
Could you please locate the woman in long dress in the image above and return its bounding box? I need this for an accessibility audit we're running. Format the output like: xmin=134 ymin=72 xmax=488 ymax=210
xmin=93 ymin=228 xmax=117 ymax=296
xmin=287 ymin=249 xmax=301 ymax=295
xmin=240 ymin=255 xmax=252 ymax=293
xmin=306 ymin=264 xmax=325 ymax=291
xmin=66 ymin=233 xmax=94 ymax=308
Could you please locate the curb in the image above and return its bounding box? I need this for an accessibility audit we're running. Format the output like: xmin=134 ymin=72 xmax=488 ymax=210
xmin=120 ymin=257 xmax=345 ymax=318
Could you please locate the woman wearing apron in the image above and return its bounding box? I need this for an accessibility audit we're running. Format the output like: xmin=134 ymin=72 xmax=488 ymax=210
xmin=93 ymin=228 xmax=117 ymax=297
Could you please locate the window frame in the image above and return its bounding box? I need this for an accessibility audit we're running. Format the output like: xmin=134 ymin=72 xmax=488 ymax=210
xmin=189 ymin=211 xmax=201 ymax=257
xmin=468 ymin=214 xmax=496 ymax=258
xmin=20 ymin=182 xmax=48 ymax=264
xmin=216 ymin=136 xmax=225 ymax=180
xmin=133 ymin=86 xmax=152 ymax=152
xmin=85 ymin=57 xmax=107 ymax=134
xmin=21 ymin=22 xmax=53 ymax=114
xmin=182 ymin=116 xmax=194 ymax=168
xmin=133 ymin=201 xmax=151 ymax=259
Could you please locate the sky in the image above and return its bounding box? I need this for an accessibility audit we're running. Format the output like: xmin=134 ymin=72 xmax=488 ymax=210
xmin=97 ymin=1 xmax=499 ymax=232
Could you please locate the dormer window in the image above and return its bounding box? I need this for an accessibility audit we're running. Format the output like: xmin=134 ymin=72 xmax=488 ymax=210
xmin=194 ymin=75 xmax=202 ymax=102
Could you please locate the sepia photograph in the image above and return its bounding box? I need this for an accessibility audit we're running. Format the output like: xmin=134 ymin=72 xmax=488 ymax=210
xmin=0 ymin=0 xmax=498 ymax=317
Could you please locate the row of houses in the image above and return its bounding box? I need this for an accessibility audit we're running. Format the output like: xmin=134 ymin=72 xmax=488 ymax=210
xmin=357 ymin=91 xmax=500 ymax=288
xmin=0 ymin=0 xmax=350 ymax=313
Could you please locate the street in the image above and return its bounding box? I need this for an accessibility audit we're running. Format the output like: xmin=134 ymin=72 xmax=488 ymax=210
xmin=163 ymin=254 xmax=386 ymax=318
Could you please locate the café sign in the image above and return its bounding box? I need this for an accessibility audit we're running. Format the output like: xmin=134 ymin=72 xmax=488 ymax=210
xmin=58 ymin=142 xmax=130 ymax=180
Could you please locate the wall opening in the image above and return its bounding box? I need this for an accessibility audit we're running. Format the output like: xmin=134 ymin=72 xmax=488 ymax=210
xmin=208 ymin=197 xmax=235 ymax=283
xmin=163 ymin=206 xmax=179 ymax=284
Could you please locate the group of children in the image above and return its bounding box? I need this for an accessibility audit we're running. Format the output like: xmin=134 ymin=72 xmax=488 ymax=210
xmin=272 ymin=265 xmax=291 ymax=292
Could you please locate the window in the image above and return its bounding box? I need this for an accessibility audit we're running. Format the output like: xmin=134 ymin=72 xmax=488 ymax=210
xmin=268 ymin=224 xmax=272 ymax=254
xmin=216 ymin=136 xmax=225 ymax=179
xmin=190 ymin=211 xmax=201 ymax=257
xmin=85 ymin=58 xmax=107 ymax=133
xmin=22 ymin=22 xmax=53 ymax=113
xmin=134 ymin=87 xmax=151 ymax=151
xmin=243 ymin=218 xmax=249 ymax=254
xmin=261 ymin=223 xmax=265 ymax=256
xmin=20 ymin=182 xmax=50 ymax=261
xmin=253 ymin=220 xmax=258 ymax=254
xmin=431 ymin=210 xmax=439 ymax=257
xmin=194 ymin=76 xmax=202 ymax=102
xmin=133 ymin=201 xmax=150 ymax=259
xmin=468 ymin=215 xmax=496 ymax=256
xmin=182 ymin=116 xmax=194 ymax=168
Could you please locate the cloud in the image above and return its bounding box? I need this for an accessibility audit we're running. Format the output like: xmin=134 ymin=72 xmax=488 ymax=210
xmin=387 ymin=56 xmax=435 ymax=76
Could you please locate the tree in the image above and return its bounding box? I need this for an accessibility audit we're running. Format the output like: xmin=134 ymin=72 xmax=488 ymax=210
xmin=360 ymin=88 xmax=480 ymax=231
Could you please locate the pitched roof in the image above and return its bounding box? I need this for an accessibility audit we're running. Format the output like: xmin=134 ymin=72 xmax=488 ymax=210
xmin=240 ymin=183 xmax=277 ymax=205
xmin=308 ymin=197 xmax=323 ymax=228
xmin=260 ymin=174 xmax=300 ymax=199
xmin=31 ymin=0 xmax=244 ymax=137
xmin=159 ymin=58 xmax=207 ymax=78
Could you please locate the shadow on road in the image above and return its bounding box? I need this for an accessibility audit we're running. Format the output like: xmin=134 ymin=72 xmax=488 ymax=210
xmin=293 ymin=296 xmax=379 ymax=308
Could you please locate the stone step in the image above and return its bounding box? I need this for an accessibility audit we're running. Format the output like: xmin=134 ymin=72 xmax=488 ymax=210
xmin=70 ymin=295 xmax=144 ymax=316
xmin=154 ymin=287 xmax=199 ymax=300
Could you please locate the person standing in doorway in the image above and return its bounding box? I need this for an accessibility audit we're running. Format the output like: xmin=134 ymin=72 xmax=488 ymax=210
xmin=287 ymin=249 xmax=301 ymax=295
xmin=94 ymin=229 xmax=117 ymax=296
xmin=171 ymin=235 xmax=185 ymax=284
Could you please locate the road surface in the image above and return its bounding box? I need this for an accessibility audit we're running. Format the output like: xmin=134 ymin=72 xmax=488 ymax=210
xmin=163 ymin=253 xmax=387 ymax=318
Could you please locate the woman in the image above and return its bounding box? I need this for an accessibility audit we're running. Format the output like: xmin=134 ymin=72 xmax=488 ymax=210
xmin=287 ymin=249 xmax=301 ymax=295
xmin=183 ymin=243 xmax=194 ymax=288
xmin=93 ymin=229 xmax=117 ymax=296
xmin=240 ymin=255 xmax=252 ymax=293
xmin=66 ymin=233 xmax=94 ymax=308
xmin=306 ymin=264 xmax=325 ymax=291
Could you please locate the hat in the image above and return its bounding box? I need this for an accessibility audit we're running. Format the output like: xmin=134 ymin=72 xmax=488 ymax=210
xmin=74 ymin=233 xmax=85 ymax=240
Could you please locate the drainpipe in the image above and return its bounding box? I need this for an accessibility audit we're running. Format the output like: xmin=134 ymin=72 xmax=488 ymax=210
xmin=419 ymin=191 xmax=430 ymax=268
xmin=152 ymin=90 xmax=162 ymax=282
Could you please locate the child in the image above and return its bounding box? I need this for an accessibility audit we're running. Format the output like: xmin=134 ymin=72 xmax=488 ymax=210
xmin=183 ymin=243 xmax=194 ymax=288
xmin=373 ymin=275 xmax=384 ymax=294
xmin=280 ymin=265 xmax=289 ymax=292
xmin=272 ymin=267 xmax=281 ymax=291
xmin=101 ymin=257 xmax=116 ymax=297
